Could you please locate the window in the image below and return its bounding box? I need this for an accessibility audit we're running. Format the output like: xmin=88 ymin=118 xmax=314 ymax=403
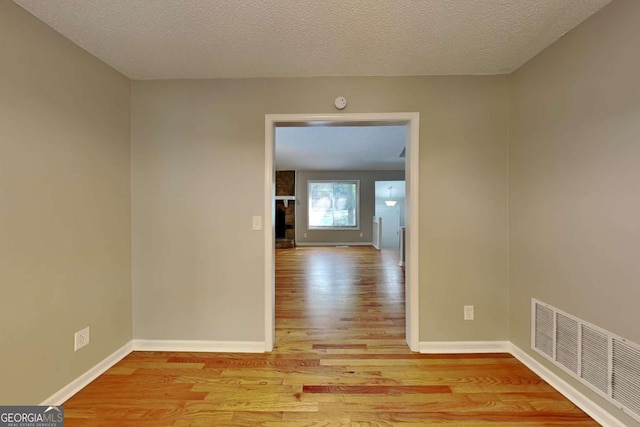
xmin=308 ymin=180 xmax=359 ymax=229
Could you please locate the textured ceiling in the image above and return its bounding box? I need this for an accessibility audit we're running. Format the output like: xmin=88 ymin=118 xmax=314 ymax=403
xmin=13 ymin=0 xmax=611 ymax=79
xmin=275 ymin=126 xmax=406 ymax=171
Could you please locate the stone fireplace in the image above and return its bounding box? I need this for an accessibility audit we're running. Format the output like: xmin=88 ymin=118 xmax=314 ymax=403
xmin=275 ymin=171 xmax=295 ymax=249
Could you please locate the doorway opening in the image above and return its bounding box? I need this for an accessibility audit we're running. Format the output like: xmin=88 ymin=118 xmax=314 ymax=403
xmin=264 ymin=113 xmax=420 ymax=351
xmin=374 ymin=180 xmax=405 ymax=251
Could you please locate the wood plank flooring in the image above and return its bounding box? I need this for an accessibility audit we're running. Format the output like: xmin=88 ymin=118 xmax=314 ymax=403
xmin=63 ymin=246 xmax=598 ymax=426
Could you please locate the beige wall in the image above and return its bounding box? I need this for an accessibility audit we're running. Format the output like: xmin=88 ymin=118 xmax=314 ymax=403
xmin=509 ymin=0 xmax=640 ymax=425
xmin=131 ymin=76 xmax=510 ymax=343
xmin=3 ymin=0 xmax=636 ymax=420
xmin=0 ymin=2 xmax=131 ymax=404
xmin=296 ymin=170 xmax=405 ymax=244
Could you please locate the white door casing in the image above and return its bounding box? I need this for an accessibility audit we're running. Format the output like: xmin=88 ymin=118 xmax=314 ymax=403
xmin=264 ymin=112 xmax=420 ymax=351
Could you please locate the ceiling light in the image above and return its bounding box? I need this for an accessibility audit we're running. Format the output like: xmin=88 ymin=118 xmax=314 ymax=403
xmin=385 ymin=186 xmax=397 ymax=207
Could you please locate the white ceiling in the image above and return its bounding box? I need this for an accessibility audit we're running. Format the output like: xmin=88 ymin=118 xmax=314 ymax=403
xmin=275 ymin=125 xmax=406 ymax=171
xmin=14 ymin=0 xmax=610 ymax=79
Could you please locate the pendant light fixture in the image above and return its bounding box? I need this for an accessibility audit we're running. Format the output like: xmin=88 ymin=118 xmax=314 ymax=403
xmin=385 ymin=186 xmax=397 ymax=207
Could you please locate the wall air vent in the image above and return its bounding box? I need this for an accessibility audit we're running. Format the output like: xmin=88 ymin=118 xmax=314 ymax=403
xmin=534 ymin=303 xmax=554 ymax=358
xmin=555 ymin=313 xmax=579 ymax=374
xmin=581 ymin=325 xmax=609 ymax=395
xmin=532 ymin=299 xmax=640 ymax=423
xmin=612 ymin=339 xmax=640 ymax=418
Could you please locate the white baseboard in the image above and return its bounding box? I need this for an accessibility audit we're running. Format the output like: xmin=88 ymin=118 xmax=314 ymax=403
xmin=419 ymin=340 xmax=510 ymax=354
xmin=39 ymin=339 xmax=265 ymax=405
xmin=132 ymin=339 xmax=266 ymax=353
xmin=40 ymin=340 xmax=133 ymax=406
xmin=419 ymin=340 xmax=627 ymax=426
xmin=509 ymin=343 xmax=626 ymax=427
xmin=296 ymin=242 xmax=373 ymax=247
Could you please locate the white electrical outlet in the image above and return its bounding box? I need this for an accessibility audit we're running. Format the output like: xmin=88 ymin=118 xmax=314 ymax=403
xmin=74 ymin=327 xmax=90 ymax=351
xmin=464 ymin=305 xmax=474 ymax=321
xmin=303 ymin=233 xmax=307 ymax=238
xmin=360 ymin=232 xmax=364 ymax=238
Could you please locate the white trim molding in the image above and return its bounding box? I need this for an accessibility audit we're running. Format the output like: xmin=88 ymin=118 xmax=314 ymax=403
xmin=404 ymin=113 xmax=420 ymax=352
xmin=418 ymin=340 xmax=628 ymax=426
xmin=133 ymin=339 xmax=267 ymax=353
xmin=40 ymin=340 xmax=133 ymax=406
xmin=419 ymin=341 xmax=510 ymax=354
xmin=265 ymin=112 xmax=420 ymax=352
xmin=40 ymin=339 xmax=266 ymax=405
xmin=509 ymin=343 xmax=628 ymax=427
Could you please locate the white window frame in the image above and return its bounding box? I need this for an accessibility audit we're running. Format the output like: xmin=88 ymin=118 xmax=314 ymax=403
xmin=307 ymin=180 xmax=360 ymax=230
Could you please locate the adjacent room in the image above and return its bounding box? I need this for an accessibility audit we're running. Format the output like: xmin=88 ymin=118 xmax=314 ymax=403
xmin=1 ymin=0 xmax=638 ymax=425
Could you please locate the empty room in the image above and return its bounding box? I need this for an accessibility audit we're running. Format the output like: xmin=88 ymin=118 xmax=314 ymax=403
xmin=1 ymin=0 xmax=639 ymax=425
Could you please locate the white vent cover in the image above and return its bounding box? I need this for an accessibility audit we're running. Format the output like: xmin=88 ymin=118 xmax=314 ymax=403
xmin=555 ymin=313 xmax=579 ymax=374
xmin=532 ymin=299 xmax=640 ymax=423
xmin=535 ymin=303 xmax=554 ymax=358
xmin=612 ymin=339 xmax=640 ymax=418
xmin=581 ymin=325 xmax=609 ymax=395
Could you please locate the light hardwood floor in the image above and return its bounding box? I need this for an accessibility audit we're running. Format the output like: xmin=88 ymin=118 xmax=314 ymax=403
xmin=63 ymin=246 xmax=598 ymax=426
